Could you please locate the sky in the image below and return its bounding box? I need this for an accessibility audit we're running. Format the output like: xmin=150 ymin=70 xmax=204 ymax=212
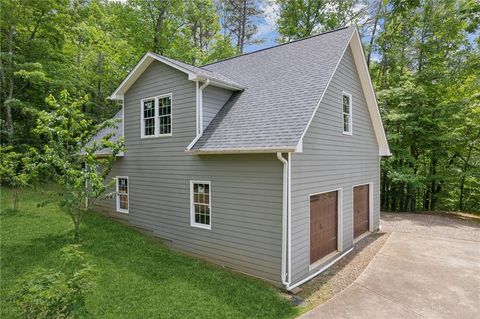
xmin=245 ymin=1 xmax=280 ymax=53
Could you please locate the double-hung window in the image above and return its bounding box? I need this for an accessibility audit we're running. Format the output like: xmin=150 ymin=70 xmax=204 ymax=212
xmin=116 ymin=176 xmax=129 ymax=213
xmin=141 ymin=93 xmax=172 ymax=138
xmin=158 ymin=95 xmax=172 ymax=135
xmin=190 ymin=181 xmax=211 ymax=229
xmin=142 ymin=99 xmax=156 ymax=136
xmin=342 ymin=92 xmax=352 ymax=135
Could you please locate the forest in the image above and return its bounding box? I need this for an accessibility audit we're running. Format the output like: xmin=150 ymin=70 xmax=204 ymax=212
xmin=1 ymin=0 xmax=479 ymax=213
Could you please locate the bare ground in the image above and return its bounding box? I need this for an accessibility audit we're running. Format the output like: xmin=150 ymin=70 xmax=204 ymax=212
xmin=296 ymin=231 xmax=389 ymax=311
xmin=294 ymin=211 xmax=480 ymax=314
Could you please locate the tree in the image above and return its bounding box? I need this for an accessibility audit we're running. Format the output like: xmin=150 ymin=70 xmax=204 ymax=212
xmin=372 ymin=0 xmax=480 ymax=212
xmin=0 ymin=146 xmax=41 ymax=211
xmin=223 ymin=0 xmax=263 ymax=53
xmin=183 ymin=0 xmax=223 ymax=64
xmin=35 ymin=91 xmax=124 ymax=242
xmin=0 ymin=0 xmax=66 ymax=146
xmin=107 ymin=0 xmax=235 ymax=65
xmin=276 ymin=0 xmax=368 ymax=41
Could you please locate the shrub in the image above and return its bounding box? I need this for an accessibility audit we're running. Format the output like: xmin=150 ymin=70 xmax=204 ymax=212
xmin=14 ymin=245 xmax=94 ymax=319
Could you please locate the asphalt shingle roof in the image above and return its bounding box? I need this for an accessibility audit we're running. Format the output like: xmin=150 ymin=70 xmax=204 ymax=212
xmin=86 ymin=110 xmax=123 ymax=155
xmin=190 ymin=26 xmax=355 ymax=152
xmin=153 ymin=53 xmax=245 ymax=89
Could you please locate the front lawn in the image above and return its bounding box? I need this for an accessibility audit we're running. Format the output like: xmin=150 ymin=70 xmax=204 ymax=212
xmin=0 ymin=187 xmax=297 ymax=319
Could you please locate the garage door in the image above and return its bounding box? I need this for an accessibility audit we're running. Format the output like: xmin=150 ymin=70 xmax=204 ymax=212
xmin=354 ymin=184 xmax=370 ymax=238
xmin=310 ymin=191 xmax=338 ymax=264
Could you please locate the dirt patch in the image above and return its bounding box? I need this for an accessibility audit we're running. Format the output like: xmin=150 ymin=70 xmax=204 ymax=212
xmin=296 ymin=232 xmax=389 ymax=311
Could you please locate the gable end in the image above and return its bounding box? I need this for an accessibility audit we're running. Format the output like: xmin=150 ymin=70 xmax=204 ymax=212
xmin=296 ymin=28 xmax=390 ymax=156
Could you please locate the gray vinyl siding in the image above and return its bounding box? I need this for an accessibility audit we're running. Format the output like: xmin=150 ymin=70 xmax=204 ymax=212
xmin=202 ymin=85 xmax=232 ymax=129
xmin=289 ymin=46 xmax=380 ymax=285
xmin=95 ymin=61 xmax=284 ymax=283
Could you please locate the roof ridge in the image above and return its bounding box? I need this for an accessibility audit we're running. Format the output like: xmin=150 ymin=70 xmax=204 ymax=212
xmin=150 ymin=52 xmax=202 ymax=70
xmin=201 ymin=26 xmax=352 ymax=68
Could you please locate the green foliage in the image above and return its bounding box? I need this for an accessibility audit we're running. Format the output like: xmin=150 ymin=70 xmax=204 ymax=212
xmin=0 ymin=146 xmax=43 ymax=210
xmin=1 ymin=188 xmax=297 ymax=319
xmin=0 ymin=0 xmax=239 ymax=149
xmin=14 ymin=245 xmax=94 ymax=319
xmin=34 ymin=90 xmax=124 ymax=242
xmin=374 ymin=0 xmax=480 ymax=212
xmin=276 ymin=0 xmax=367 ymax=41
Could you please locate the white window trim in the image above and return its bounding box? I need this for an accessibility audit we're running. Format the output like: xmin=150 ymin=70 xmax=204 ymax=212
xmin=307 ymin=188 xmax=343 ymax=271
xmin=190 ymin=180 xmax=212 ymax=230
xmin=342 ymin=91 xmax=353 ymax=135
xmin=116 ymin=176 xmax=129 ymax=213
xmin=140 ymin=93 xmax=173 ymax=139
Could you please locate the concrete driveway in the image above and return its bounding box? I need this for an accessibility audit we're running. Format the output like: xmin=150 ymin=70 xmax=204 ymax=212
xmin=300 ymin=213 xmax=480 ymax=319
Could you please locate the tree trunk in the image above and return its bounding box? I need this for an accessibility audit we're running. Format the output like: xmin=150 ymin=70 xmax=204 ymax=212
xmin=238 ymin=0 xmax=247 ymax=54
xmin=6 ymin=25 xmax=15 ymax=138
xmin=398 ymin=183 xmax=405 ymax=211
xmin=13 ymin=187 xmax=19 ymax=211
xmin=458 ymin=142 xmax=475 ymax=211
xmin=153 ymin=11 xmax=166 ymax=53
xmin=95 ymin=52 xmax=105 ymax=116
xmin=390 ymin=183 xmax=398 ymax=211
xmin=74 ymin=224 xmax=80 ymax=243
xmin=71 ymin=211 xmax=81 ymax=243
xmin=367 ymin=2 xmax=381 ymax=67
xmin=381 ymin=167 xmax=388 ymax=210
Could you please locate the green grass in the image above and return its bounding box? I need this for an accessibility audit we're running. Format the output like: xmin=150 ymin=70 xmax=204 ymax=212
xmin=0 ymin=187 xmax=297 ymax=319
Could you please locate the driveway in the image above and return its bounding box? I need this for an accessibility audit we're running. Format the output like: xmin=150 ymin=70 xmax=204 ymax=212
xmin=300 ymin=213 xmax=480 ymax=319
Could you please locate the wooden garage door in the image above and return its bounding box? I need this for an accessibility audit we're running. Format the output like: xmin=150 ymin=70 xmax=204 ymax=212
xmin=310 ymin=191 xmax=338 ymax=264
xmin=354 ymin=184 xmax=370 ymax=238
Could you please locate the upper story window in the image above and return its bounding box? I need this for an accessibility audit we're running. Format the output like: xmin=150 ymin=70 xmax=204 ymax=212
xmin=190 ymin=181 xmax=211 ymax=230
xmin=116 ymin=176 xmax=129 ymax=213
xmin=141 ymin=93 xmax=172 ymax=138
xmin=342 ymin=92 xmax=352 ymax=135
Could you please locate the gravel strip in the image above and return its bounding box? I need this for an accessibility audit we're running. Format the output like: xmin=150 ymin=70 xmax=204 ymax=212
xmin=296 ymin=231 xmax=390 ymax=311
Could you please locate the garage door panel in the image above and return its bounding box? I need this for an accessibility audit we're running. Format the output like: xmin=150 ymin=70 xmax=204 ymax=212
xmin=354 ymin=184 xmax=370 ymax=238
xmin=310 ymin=191 xmax=338 ymax=264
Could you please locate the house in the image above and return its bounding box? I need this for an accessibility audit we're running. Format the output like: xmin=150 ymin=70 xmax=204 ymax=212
xmin=92 ymin=26 xmax=390 ymax=291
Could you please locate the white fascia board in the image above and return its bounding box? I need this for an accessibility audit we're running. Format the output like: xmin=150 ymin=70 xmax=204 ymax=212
xmin=185 ymin=146 xmax=296 ymax=154
xmin=188 ymin=75 xmax=245 ymax=91
xmin=110 ymin=53 xmax=156 ymax=100
xmin=294 ymin=27 xmax=391 ymax=157
xmin=93 ymin=152 xmax=124 ymax=158
xmin=349 ymin=30 xmax=391 ymax=156
xmin=110 ymin=52 xmax=243 ymax=101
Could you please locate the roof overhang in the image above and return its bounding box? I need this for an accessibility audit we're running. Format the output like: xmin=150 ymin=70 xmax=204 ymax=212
xmin=187 ymin=75 xmax=245 ymax=91
xmin=349 ymin=29 xmax=391 ymax=156
xmin=110 ymin=52 xmax=244 ymax=100
xmin=186 ymin=146 xmax=296 ymax=155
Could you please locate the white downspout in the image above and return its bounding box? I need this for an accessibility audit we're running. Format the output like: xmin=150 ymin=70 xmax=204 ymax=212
xmin=287 ymin=152 xmax=292 ymax=286
xmin=277 ymin=152 xmax=289 ymax=287
xmin=195 ymin=81 xmax=200 ymax=135
xmin=187 ymin=79 xmax=210 ymax=150
xmin=198 ymin=79 xmax=210 ymax=133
